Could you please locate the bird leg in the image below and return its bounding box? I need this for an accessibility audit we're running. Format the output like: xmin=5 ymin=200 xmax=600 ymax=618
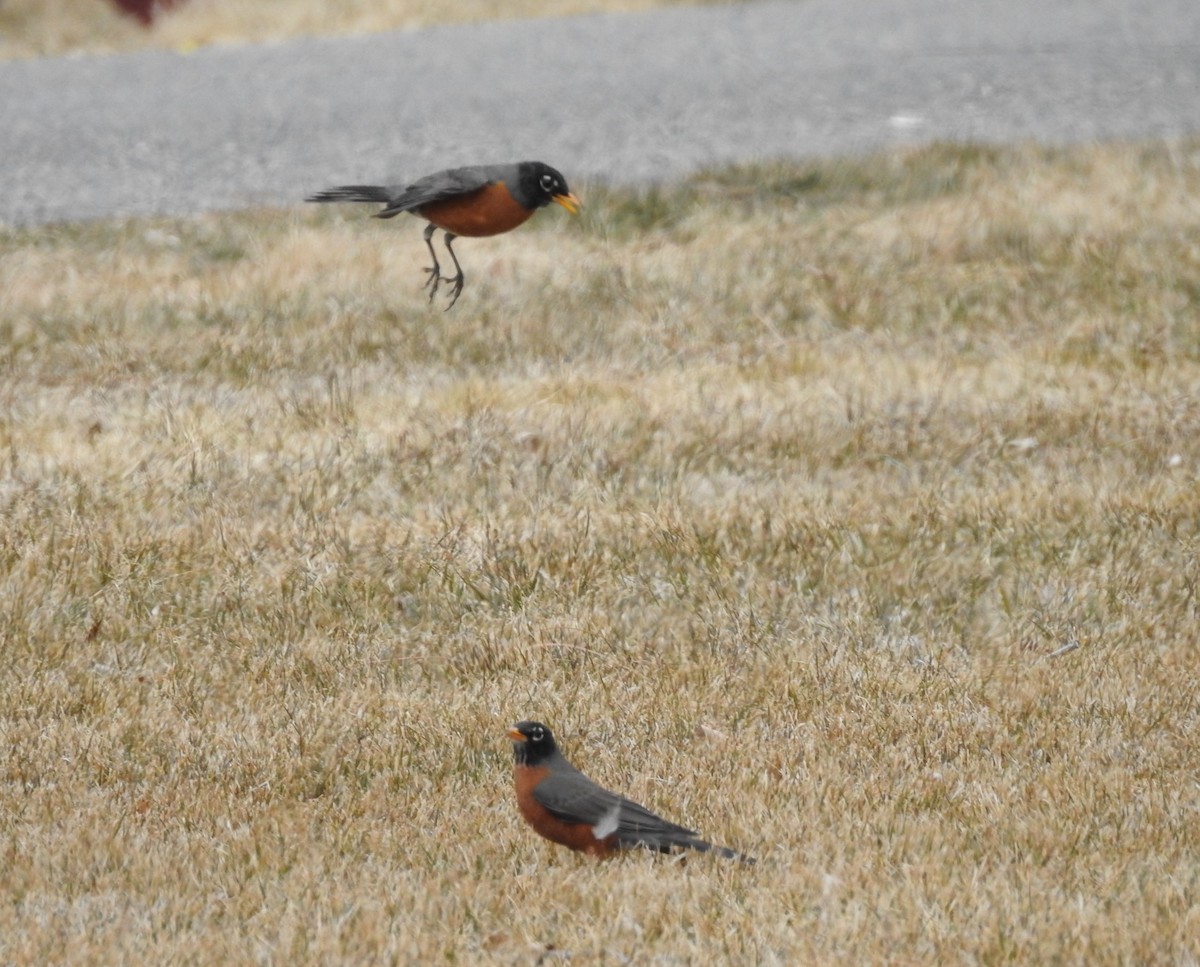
xmin=441 ymin=232 xmax=465 ymax=311
xmin=421 ymin=222 xmax=442 ymax=301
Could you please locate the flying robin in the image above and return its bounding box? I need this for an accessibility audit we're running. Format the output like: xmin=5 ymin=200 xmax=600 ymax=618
xmin=507 ymin=721 xmax=754 ymax=862
xmin=306 ymin=161 xmax=580 ymax=309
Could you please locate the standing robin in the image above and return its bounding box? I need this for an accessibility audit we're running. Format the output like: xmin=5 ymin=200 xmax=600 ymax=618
xmin=306 ymin=161 xmax=580 ymax=309
xmin=507 ymin=721 xmax=754 ymax=862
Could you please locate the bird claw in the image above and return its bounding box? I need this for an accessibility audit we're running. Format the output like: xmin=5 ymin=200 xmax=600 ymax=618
xmin=442 ymin=274 xmax=465 ymax=311
xmin=422 ymin=265 xmax=441 ymax=301
xmin=420 ymin=266 xmax=463 ymax=308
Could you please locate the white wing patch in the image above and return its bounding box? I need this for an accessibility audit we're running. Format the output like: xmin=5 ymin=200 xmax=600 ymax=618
xmin=592 ymin=802 xmax=621 ymax=840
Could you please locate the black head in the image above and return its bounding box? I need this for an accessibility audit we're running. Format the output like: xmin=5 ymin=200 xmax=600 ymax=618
xmin=517 ymin=162 xmax=581 ymax=214
xmin=507 ymin=720 xmax=559 ymax=765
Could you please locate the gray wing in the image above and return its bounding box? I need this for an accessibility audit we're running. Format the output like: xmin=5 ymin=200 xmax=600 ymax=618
xmin=533 ymin=769 xmax=698 ymax=844
xmin=374 ymin=165 xmax=501 ymax=215
xmin=305 ymin=165 xmax=507 ymax=217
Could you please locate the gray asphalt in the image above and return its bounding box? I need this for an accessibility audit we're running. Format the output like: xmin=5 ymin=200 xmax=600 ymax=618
xmin=3 ymin=0 xmax=1200 ymax=226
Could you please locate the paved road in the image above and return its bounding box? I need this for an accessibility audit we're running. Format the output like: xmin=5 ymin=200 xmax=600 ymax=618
xmin=3 ymin=0 xmax=1199 ymax=226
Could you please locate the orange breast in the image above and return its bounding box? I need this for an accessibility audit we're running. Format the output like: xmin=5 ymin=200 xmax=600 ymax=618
xmin=417 ymin=181 xmax=537 ymax=237
xmin=514 ymin=765 xmax=618 ymax=858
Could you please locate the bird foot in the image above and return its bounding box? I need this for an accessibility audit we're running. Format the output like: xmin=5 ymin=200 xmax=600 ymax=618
xmin=442 ymin=273 xmax=465 ymax=311
xmin=422 ymin=264 xmax=441 ymax=300
xmin=420 ymin=262 xmax=463 ymax=310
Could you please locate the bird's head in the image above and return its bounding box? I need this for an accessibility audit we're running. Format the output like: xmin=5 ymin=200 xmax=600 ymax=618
xmin=507 ymin=720 xmax=558 ymax=765
xmin=522 ymin=162 xmax=581 ymax=215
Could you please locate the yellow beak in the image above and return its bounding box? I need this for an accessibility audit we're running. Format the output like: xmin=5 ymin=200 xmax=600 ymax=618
xmin=553 ymin=192 xmax=581 ymax=215
xmin=507 ymin=727 xmax=527 ymax=742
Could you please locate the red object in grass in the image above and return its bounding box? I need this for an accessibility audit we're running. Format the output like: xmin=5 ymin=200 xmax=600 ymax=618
xmin=106 ymin=0 xmax=186 ymax=28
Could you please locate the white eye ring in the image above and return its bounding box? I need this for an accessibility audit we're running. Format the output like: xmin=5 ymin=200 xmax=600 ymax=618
xmin=540 ymin=174 xmax=555 ymax=189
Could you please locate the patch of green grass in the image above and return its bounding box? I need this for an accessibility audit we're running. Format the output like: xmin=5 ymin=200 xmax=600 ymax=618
xmin=696 ymin=143 xmax=1009 ymax=210
xmin=590 ymin=145 xmax=1003 ymax=240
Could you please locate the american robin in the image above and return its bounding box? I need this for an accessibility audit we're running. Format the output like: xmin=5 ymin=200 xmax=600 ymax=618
xmin=306 ymin=161 xmax=580 ymax=309
xmin=507 ymin=721 xmax=754 ymax=862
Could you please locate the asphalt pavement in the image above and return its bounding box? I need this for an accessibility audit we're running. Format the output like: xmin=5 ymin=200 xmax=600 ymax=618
xmin=2 ymin=0 xmax=1199 ymax=226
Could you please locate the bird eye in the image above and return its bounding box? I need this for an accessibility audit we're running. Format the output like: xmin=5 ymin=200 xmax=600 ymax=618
xmin=540 ymin=174 xmax=555 ymax=190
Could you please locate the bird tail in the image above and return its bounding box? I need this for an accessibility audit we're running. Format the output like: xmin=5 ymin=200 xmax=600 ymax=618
xmin=635 ymin=832 xmax=755 ymax=864
xmin=686 ymin=837 xmax=757 ymax=864
xmin=305 ymin=185 xmax=407 ymax=218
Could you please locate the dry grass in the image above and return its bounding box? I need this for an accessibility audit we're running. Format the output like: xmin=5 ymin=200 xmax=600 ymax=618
xmin=2 ymin=140 xmax=1200 ymax=964
xmin=0 ymin=0 xmax=704 ymax=60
